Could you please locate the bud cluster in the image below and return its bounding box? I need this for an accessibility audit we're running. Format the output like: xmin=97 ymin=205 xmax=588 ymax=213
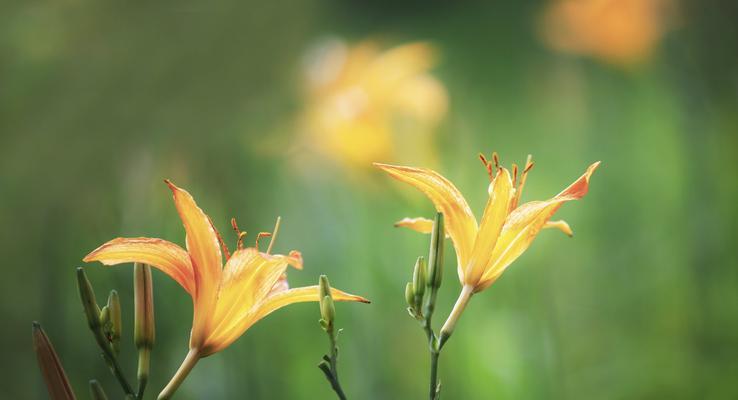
xmin=404 ymin=212 xmax=445 ymax=322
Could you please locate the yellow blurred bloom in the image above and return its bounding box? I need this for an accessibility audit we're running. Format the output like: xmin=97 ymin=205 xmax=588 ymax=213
xmin=84 ymin=181 xmax=368 ymax=399
xmin=540 ymin=0 xmax=674 ymax=66
xmin=299 ymin=39 xmax=448 ymax=170
xmin=376 ymin=154 xmax=599 ymax=293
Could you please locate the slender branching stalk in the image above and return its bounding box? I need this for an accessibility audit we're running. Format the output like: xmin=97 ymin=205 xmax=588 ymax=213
xmin=76 ymin=267 xmax=136 ymax=398
xmin=317 ymin=275 xmax=348 ymax=400
xmin=406 ymin=212 xmax=446 ymax=400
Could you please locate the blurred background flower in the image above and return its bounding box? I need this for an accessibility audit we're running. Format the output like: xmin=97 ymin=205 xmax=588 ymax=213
xmin=294 ymin=38 xmax=448 ymax=174
xmin=539 ymin=0 xmax=677 ymax=67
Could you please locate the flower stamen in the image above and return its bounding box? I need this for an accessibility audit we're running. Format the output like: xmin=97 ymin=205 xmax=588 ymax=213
xmin=209 ymin=216 xmax=230 ymax=260
xmin=231 ymin=218 xmax=248 ymax=249
xmin=511 ymin=154 xmax=534 ymax=210
xmin=479 ymin=154 xmax=494 ymax=181
xmin=255 ymin=232 xmax=272 ymax=251
xmin=266 ymin=216 xmax=282 ymax=255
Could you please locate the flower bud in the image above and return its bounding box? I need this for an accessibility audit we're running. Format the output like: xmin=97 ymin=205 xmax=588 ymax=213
xmin=319 ymin=275 xmax=331 ymax=300
xmin=76 ymin=267 xmax=101 ymax=330
xmin=134 ymin=263 xmax=155 ymax=397
xmin=99 ymin=306 xmax=110 ymax=327
xmin=106 ymin=290 xmax=122 ymax=355
xmin=134 ymin=264 xmax=155 ymax=349
xmin=32 ymin=322 xmax=76 ymax=400
xmin=320 ymin=295 xmax=335 ymax=329
xmin=412 ymin=256 xmax=427 ymax=307
xmin=89 ymin=380 xmax=108 ymax=400
xmin=404 ymin=282 xmax=415 ymax=308
xmin=427 ymin=212 xmax=445 ymax=289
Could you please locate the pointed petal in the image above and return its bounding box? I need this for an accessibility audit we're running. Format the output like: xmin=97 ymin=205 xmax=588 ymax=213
xmin=394 ymin=217 xmax=452 ymax=238
xmin=203 ymin=286 xmax=368 ymax=355
xmin=465 ymin=168 xmax=513 ymax=286
xmin=544 ymin=220 xmax=573 ymax=237
xmin=395 ymin=217 xmax=434 ymax=233
xmin=83 ymin=237 xmax=195 ymax=295
xmin=165 ymin=180 xmax=223 ymax=348
xmin=211 ymin=248 xmax=300 ymax=330
xmin=477 ymin=162 xmax=600 ymax=291
xmin=374 ymin=163 xmax=478 ymax=270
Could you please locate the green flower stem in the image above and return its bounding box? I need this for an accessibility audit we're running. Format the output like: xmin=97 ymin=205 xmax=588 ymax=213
xmin=95 ymin=331 xmax=135 ymax=398
xmin=158 ymin=349 xmax=200 ymax=400
xmin=319 ymin=328 xmax=347 ymax=400
xmin=422 ymin=307 xmax=441 ymax=400
xmin=90 ymin=300 xmax=135 ymax=397
xmin=429 ymin=349 xmax=440 ymax=400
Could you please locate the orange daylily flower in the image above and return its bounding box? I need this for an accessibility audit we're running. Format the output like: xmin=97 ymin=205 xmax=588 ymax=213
xmin=540 ymin=0 xmax=675 ymax=67
xmin=376 ymin=155 xmax=599 ymax=293
xmin=83 ymin=180 xmax=368 ymax=399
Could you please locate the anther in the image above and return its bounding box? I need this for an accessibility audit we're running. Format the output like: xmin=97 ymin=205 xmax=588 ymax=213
xmin=255 ymin=232 xmax=272 ymax=251
xmin=479 ymin=153 xmax=494 ymax=181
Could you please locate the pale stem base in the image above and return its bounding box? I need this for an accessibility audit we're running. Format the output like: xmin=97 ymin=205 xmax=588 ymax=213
xmin=158 ymin=349 xmax=200 ymax=400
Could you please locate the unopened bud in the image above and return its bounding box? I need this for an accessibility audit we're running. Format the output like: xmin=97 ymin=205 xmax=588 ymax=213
xmin=76 ymin=267 xmax=101 ymax=330
xmin=134 ymin=263 xmax=155 ymax=397
xmin=320 ymin=295 xmax=335 ymax=328
xmin=134 ymin=264 xmax=155 ymax=349
xmin=404 ymin=282 xmax=415 ymax=308
xmin=99 ymin=306 xmax=110 ymax=327
xmin=318 ymin=275 xmax=335 ymax=330
xmin=89 ymin=380 xmax=108 ymax=400
xmin=32 ymin=322 xmax=76 ymax=400
xmin=106 ymin=290 xmax=121 ymax=354
xmin=427 ymin=213 xmax=445 ymax=289
xmin=412 ymin=256 xmax=427 ymax=306
xmin=319 ymin=275 xmax=331 ymax=300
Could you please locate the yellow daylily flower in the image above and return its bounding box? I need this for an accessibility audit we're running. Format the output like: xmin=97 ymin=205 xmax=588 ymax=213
xmin=83 ymin=180 xmax=368 ymax=399
xmin=298 ymin=38 xmax=448 ymax=171
xmin=540 ymin=0 xmax=675 ymax=67
xmin=376 ymin=154 xmax=599 ymax=340
xmin=377 ymin=155 xmax=599 ymax=291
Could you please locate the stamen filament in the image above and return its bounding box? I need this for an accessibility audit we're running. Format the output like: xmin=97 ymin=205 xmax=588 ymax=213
xmin=231 ymin=218 xmax=247 ymax=249
xmin=209 ymin=216 xmax=230 ymax=260
xmin=512 ymin=154 xmax=534 ymax=209
xmin=479 ymin=153 xmax=494 ymax=181
xmin=267 ymin=216 xmax=282 ymax=255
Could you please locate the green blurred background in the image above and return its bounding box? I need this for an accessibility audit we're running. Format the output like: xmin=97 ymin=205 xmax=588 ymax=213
xmin=2 ymin=0 xmax=737 ymax=398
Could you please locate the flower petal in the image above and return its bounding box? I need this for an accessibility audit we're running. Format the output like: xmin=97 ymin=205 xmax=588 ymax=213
xmin=165 ymin=180 xmax=223 ymax=348
xmin=395 ymin=217 xmax=434 ymax=233
xmin=203 ymin=285 xmax=368 ymax=355
xmin=465 ymin=168 xmax=513 ymax=286
xmin=477 ymin=161 xmax=600 ymax=291
xmin=374 ymin=163 xmax=478 ymax=272
xmin=83 ymin=237 xmax=195 ymax=295
xmin=544 ymin=220 xmax=573 ymax=237
xmin=211 ymin=248 xmax=299 ymax=333
xmin=394 ymin=217 xmax=452 ymax=238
